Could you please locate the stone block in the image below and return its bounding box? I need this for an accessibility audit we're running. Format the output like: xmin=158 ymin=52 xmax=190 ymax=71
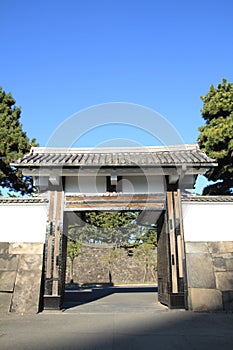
xmin=11 ymin=269 xmax=43 ymax=314
xmin=185 ymin=242 xmax=208 ymax=254
xmin=189 ymin=288 xmax=223 ymax=311
xmin=225 ymin=257 xmax=233 ymax=271
xmin=222 ymin=291 xmax=233 ymax=311
xmin=0 ymin=292 xmax=12 ymax=313
xmin=216 ymin=272 xmax=233 ymax=291
xmin=0 ymin=254 xmax=19 ymax=271
xmin=68 ymin=245 xmax=153 ymax=285
xmin=186 ymin=253 xmax=215 ymax=289
xmin=208 ymin=242 xmax=233 ymax=254
xmin=217 ymin=242 xmax=233 ymax=253
xmin=213 ymin=257 xmax=227 ymax=272
xmin=18 ymin=254 xmax=43 ymax=271
xmin=207 ymin=242 xmax=219 ymax=254
xmin=0 ymin=271 xmax=17 ymax=292
xmin=0 ymin=243 xmax=9 ymax=254
xmin=9 ymin=242 xmax=44 ymax=255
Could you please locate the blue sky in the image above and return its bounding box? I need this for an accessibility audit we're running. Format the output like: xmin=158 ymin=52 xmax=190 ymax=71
xmin=1 ymin=0 xmax=233 ymax=192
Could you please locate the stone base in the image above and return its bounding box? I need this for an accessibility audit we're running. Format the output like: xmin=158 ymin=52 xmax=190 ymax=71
xmin=189 ymin=288 xmax=222 ymax=312
xmin=0 ymin=242 xmax=44 ymax=314
xmin=0 ymin=292 xmax=12 ymax=313
xmin=185 ymin=241 xmax=233 ymax=312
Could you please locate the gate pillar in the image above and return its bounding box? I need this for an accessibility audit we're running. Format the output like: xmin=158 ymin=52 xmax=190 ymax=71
xmin=158 ymin=190 xmax=187 ymax=309
xmin=43 ymin=183 xmax=67 ymax=310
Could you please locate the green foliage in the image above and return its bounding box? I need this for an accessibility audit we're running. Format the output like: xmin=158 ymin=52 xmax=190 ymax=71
xmin=67 ymin=239 xmax=82 ymax=283
xmin=68 ymin=211 xmax=144 ymax=246
xmin=200 ymin=78 xmax=233 ymax=122
xmin=198 ymin=79 xmax=233 ymax=195
xmin=67 ymin=211 xmax=158 ymax=284
xmin=0 ymin=86 xmax=37 ymax=195
xmin=68 ymin=211 xmax=158 ymax=246
xmin=67 ymin=239 xmax=82 ymax=262
xmin=134 ymin=243 xmax=157 ymax=282
xmin=102 ymin=247 xmax=122 ymax=284
xmin=134 ymin=228 xmax=157 ymax=248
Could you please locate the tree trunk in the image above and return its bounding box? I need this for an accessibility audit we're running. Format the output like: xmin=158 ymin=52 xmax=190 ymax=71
xmin=70 ymin=258 xmax=74 ymax=284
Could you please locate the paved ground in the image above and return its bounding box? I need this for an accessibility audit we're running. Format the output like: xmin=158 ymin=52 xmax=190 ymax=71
xmin=62 ymin=285 xmax=163 ymax=314
xmin=1 ymin=285 xmax=233 ymax=350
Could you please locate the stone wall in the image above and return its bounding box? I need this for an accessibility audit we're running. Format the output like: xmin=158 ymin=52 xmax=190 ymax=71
xmin=66 ymin=245 xmax=157 ymax=285
xmin=185 ymin=241 xmax=233 ymax=311
xmin=0 ymin=242 xmax=44 ymax=314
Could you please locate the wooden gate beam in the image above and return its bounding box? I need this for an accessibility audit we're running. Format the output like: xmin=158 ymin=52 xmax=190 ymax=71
xmin=65 ymin=193 xmax=165 ymax=211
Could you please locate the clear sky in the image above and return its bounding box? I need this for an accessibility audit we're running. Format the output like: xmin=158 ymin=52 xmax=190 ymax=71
xmin=1 ymin=0 xmax=233 ymax=192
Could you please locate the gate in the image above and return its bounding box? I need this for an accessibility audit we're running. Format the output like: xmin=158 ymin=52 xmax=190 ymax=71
xmin=42 ymin=190 xmax=187 ymax=310
xmin=11 ymin=144 xmax=216 ymax=312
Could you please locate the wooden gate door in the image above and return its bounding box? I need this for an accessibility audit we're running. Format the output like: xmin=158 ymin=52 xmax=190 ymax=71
xmin=157 ymin=191 xmax=187 ymax=309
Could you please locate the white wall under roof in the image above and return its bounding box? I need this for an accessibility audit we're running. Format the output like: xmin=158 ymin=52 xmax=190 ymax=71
xmin=182 ymin=201 xmax=233 ymax=241
xmin=122 ymin=175 xmax=164 ymax=193
xmin=0 ymin=203 xmax=47 ymax=243
xmin=65 ymin=176 xmax=106 ymax=193
xmin=65 ymin=175 xmax=164 ymax=194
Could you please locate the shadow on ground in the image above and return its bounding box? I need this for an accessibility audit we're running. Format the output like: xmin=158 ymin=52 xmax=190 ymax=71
xmin=1 ymin=304 xmax=233 ymax=350
xmin=62 ymin=284 xmax=158 ymax=310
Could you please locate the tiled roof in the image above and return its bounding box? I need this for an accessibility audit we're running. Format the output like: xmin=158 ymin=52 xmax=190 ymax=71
xmin=0 ymin=197 xmax=48 ymax=205
xmin=182 ymin=195 xmax=233 ymax=202
xmin=11 ymin=144 xmax=216 ymax=168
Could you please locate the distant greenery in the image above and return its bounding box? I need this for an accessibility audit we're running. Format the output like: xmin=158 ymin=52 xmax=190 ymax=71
xmin=67 ymin=211 xmax=158 ymax=284
xmin=102 ymin=247 xmax=122 ymax=284
xmin=198 ymin=78 xmax=233 ymax=195
xmin=67 ymin=211 xmax=157 ymax=247
xmin=134 ymin=243 xmax=157 ymax=282
xmin=66 ymin=239 xmax=82 ymax=284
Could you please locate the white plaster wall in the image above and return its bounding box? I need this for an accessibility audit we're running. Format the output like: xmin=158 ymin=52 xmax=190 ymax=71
xmin=65 ymin=176 xmax=78 ymax=192
xmin=0 ymin=204 xmax=47 ymax=243
xmin=122 ymin=175 xmax=164 ymax=193
xmin=182 ymin=202 xmax=233 ymax=242
xmin=65 ymin=175 xmax=164 ymax=194
xmin=65 ymin=176 xmax=106 ymax=193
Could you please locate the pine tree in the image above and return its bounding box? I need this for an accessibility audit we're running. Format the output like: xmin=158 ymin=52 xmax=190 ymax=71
xmin=0 ymin=86 xmax=37 ymax=195
xmin=198 ymin=78 xmax=233 ymax=195
xmin=68 ymin=211 xmax=141 ymax=245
